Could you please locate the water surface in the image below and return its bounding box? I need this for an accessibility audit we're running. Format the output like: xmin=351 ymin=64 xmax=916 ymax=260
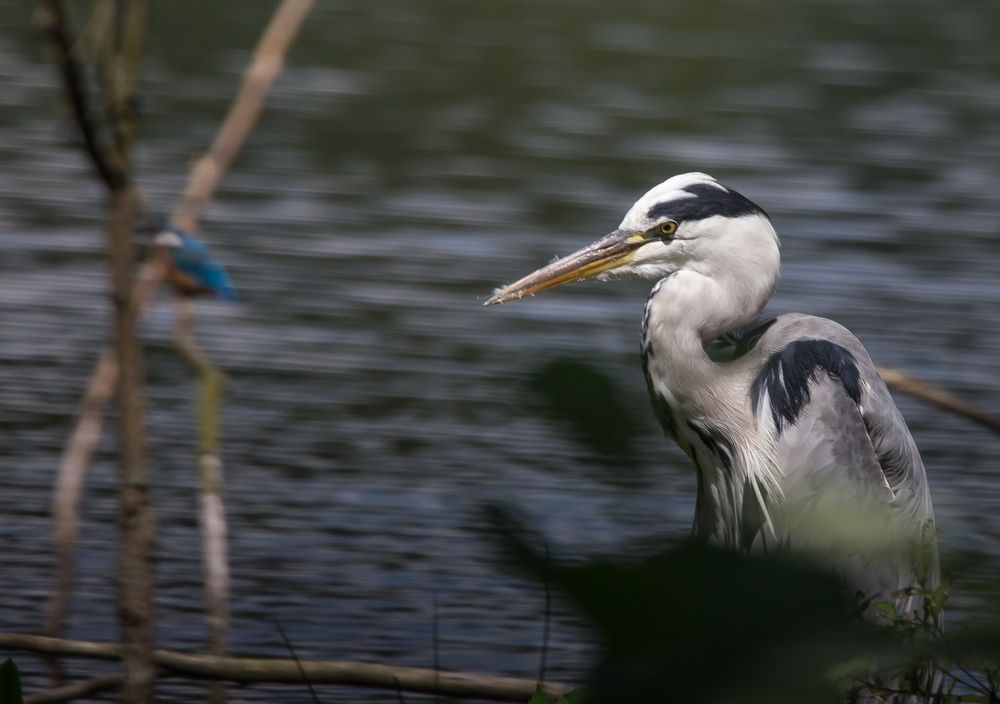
xmin=1 ymin=0 xmax=998 ymax=700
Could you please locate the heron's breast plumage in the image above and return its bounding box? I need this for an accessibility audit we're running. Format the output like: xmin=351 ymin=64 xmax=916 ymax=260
xmin=641 ymin=279 xmax=777 ymax=547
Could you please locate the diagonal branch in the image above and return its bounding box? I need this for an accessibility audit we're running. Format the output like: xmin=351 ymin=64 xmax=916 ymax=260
xmin=24 ymin=673 xmax=126 ymax=704
xmin=0 ymin=632 xmax=574 ymax=703
xmin=878 ymin=366 xmax=1000 ymax=436
xmin=171 ymin=0 xmax=315 ymax=232
xmin=39 ymin=0 xmax=125 ymax=191
xmin=46 ymin=2 xmax=316 ymax=702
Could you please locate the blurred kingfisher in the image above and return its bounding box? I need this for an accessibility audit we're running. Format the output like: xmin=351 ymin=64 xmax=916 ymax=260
xmin=151 ymin=226 xmax=236 ymax=301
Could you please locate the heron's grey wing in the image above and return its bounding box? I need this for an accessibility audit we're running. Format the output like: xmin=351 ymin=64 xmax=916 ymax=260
xmin=770 ymin=374 xmax=894 ymax=505
xmin=750 ymin=314 xmax=939 ymax=600
xmin=753 ymin=315 xmax=936 ymax=528
xmin=763 ymin=374 xmax=917 ymax=602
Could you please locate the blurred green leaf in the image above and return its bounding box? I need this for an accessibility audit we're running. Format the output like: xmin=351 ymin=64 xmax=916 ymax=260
xmin=486 ymin=504 xmax=899 ymax=704
xmin=930 ymin=584 xmax=949 ymax=613
xmin=525 ymin=358 xmax=643 ymax=471
xmin=529 ymin=685 xmax=584 ymax=703
xmin=0 ymin=659 xmax=23 ymax=704
xmin=487 ymin=502 xmax=1000 ymax=702
xmin=875 ymin=600 xmax=898 ymax=621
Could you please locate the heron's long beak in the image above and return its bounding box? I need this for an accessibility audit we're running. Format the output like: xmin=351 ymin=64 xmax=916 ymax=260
xmin=484 ymin=229 xmax=645 ymax=306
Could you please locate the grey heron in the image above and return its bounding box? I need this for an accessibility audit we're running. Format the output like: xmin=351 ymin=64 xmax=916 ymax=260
xmin=486 ymin=172 xmax=939 ymax=613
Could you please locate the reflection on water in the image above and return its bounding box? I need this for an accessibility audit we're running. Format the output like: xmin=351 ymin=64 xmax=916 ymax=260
xmin=1 ymin=0 xmax=998 ymax=699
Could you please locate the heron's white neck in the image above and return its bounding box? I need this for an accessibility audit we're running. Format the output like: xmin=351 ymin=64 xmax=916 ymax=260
xmin=643 ymin=261 xmax=777 ymax=405
xmin=640 ymin=218 xmax=783 ymax=542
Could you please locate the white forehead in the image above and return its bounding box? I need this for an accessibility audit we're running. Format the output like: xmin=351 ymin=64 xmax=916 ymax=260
xmin=618 ymin=172 xmax=726 ymax=230
xmin=154 ymin=230 xmax=183 ymax=248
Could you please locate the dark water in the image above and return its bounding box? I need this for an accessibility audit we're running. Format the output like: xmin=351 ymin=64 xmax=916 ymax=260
xmin=1 ymin=0 xmax=999 ymax=700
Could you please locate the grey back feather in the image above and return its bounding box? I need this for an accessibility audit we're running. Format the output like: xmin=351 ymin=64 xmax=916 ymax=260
xmin=747 ymin=314 xmax=939 ymax=601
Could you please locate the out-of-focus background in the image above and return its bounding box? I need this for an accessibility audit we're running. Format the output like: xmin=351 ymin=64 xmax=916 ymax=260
xmin=1 ymin=0 xmax=998 ymax=700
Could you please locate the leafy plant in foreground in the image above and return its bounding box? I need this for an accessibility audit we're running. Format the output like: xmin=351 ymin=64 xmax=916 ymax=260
xmin=487 ymin=505 xmax=1000 ymax=704
xmin=0 ymin=659 xmax=23 ymax=704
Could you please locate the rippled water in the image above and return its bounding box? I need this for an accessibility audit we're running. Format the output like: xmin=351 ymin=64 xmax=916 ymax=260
xmin=1 ymin=0 xmax=999 ymax=700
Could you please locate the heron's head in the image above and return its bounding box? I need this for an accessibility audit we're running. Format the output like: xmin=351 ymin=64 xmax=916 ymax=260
xmin=485 ymin=172 xmax=780 ymax=305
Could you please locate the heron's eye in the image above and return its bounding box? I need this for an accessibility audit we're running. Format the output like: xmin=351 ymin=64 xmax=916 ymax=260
xmin=657 ymin=220 xmax=678 ymax=237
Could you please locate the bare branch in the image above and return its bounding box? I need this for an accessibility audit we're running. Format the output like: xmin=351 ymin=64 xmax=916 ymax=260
xmin=44 ymin=347 xmax=118 ymax=676
xmin=46 ymin=259 xmax=165 ymax=647
xmin=171 ymin=0 xmax=316 ymax=231
xmin=39 ymin=0 xmax=124 ymax=191
xmin=878 ymin=366 xmax=1000 ymax=436
xmin=176 ymin=299 xmax=232 ymax=704
xmin=0 ymin=633 xmax=574 ymax=703
xmin=24 ymin=673 xmax=125 ymax=704
xmin=110 ymin=0 xmax=149 ymax=160
xmin=108 ymin=187 xmax=156 ymax=704
xmin=44 ymin=0 xmax=314 ymax=666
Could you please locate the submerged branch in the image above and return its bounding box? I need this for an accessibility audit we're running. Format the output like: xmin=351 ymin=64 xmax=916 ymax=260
xmin=0 ymin=633 xmax=572 ymax=703
xmin=24 ymin=673 xmax=125 ymax=704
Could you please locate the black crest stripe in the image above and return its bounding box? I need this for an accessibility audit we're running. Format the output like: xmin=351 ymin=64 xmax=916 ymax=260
xmin=647 ymin=183 xmax=769 ymax=223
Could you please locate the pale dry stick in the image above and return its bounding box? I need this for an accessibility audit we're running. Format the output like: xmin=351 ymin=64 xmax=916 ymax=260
xmin=42 ymin=0 xmax=157 ymax=699
xmin=0 ymin=633 xmax=573 ymax=703
xmin=174 ymin=298 xmax=217 ymax=373
xmin=45 ymin=260 xmax=165 ymax=653
xmin=108 ymin=0 xmax=148 ymax=167
xmin=878 ymin=366 xmax=1000 ymax=436
xmin=168 ymin=3 xmax=316 ymax=700
xmin=38 ymin=0 xmax=123 ymax=190
xmin=46 ymin=0 xmax=314 ymax=681
xmin=171 ymin=0 xmax=316 ymax=233
xmin=108 ymin=185 xmax=158 ymax=704
xmin=24 ymin=673 xmax=126 ymax=704
xmin=44 ymin=347 xmax=117 ymax=684
xmin=175 ymin=298 xmax=230 ymax=704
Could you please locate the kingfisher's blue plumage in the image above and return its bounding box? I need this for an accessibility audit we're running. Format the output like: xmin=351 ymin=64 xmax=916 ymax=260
xmin=154 ymin=227 xmax=236 ymax=301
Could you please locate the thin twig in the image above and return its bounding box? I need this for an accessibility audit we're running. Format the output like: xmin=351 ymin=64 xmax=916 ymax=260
xmin=109 ymin=0 xmax=148 ymax=163
xmin=432 ymin=589 xmax=441 ymax=704
xmin=109 ymin=180 xmax=157 ymax=704
xmin=39 ymin=0 xmax=123 ymax=190
xmin=43 ymin=0 xmax=312 ymax=685
xmin=44 ymin=0 xmax=156 ymax=699
xmin=946 ymin=665 xmax=991 ymax=698
xmin=176 ymin=299 xmax=230 ymax=704
xmin=537 ymin=544 xmax=551 ymax=687
xmin=394 ymin=676 xmax=408 ymax=704
xmin=160 ymin=11 xmax=319 ymax=699
xmin=878 ymin=366 xmax=1000 ymax=436
xmin=0 ymin=632 xmax=574 ymax=702
xmin=24 ymin=673 xmax=125 ymax=704
xmin=43 ymin=348 xmax=118 ymax=684
xmin=91 ymin=0 xmax=118 ymax=142
xmin=171 ymin=0 xmax=316 ymax=232
xmin=276 ymin=621 xmax=320 ymax=704
xmin=45 ymin=262 xmax=164 ymax=651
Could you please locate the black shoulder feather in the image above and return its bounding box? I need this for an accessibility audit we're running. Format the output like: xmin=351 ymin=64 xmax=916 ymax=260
xmin=751 ymin=340 xmax=862 ymax=433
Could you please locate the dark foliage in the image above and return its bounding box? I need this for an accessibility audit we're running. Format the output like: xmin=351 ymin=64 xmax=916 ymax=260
xmin=486 ymin=505 xmax=1000 ymax=704
xmin=0 ymin=659 xmax=23 ymax=704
